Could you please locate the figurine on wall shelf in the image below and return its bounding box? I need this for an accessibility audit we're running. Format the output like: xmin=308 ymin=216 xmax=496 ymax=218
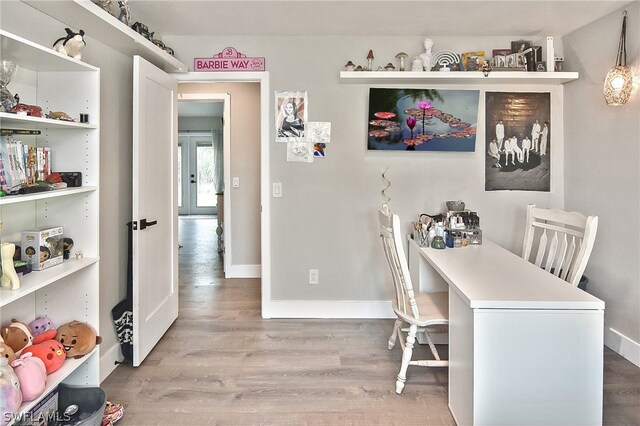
xmin=118 ymin=0 xmax=131 ymax=27
xmin=52 ymin=28 xmax=86 ymax=60
xmin=92 ymin=0 xmax=113 ymax=14
xmin=420 ymin=38 xmax=434 ymax=71
xmin=367 ymin=50 xmax=374 ymax=71
xmin=411 ymin=57 xmax=423 ymax=72
xmin=344 ymin=60 xmax=355 ymax=71
xmin=395 ymin=52 xmax=408 ymax=71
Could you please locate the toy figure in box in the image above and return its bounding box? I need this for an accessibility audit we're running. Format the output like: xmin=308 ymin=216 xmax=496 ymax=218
xmin=27 ymin=340 xmax=65 ymax=374
xmin=22 ymin=226 xmax=64 ymax=270
xmin=11 ymin=352 xmax=46 ymax=401
xmin=0 ymin=358 xmax=22 ymax=426
xmin=55 ymin=321 xmax=102 ymax=359
xmin=0 ymin=337 xmax=17 ymax=365
xmin=29 ymin=316 xmax=57 ymax=344
xmin=1 ymin=319 xmax=33 ymax=356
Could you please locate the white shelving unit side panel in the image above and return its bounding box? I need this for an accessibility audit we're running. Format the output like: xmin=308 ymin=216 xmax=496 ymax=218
xmin=34 ymin=262 xmax=99 ymax=326
xmin=39 ymin=128 xmax=100 ymax=187
xmin=35 ymin=193 xmax=99 ymax=258
xmin=36 ymin=70 xmax=100 ymax=125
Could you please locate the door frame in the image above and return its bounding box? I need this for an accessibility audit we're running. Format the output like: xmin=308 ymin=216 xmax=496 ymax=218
xmin=174 ymin=72 xmax=272 ymax=318
xmin=178 ymin=93 xmax=230 ymax=272
xmin=178 ymin=131 xmax=217 ymax=216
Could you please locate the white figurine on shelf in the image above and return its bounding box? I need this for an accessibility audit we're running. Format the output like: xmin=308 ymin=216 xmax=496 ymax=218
xmin=411 ymin=57 xmax=423 ymax=72
xmin=1 ymin=243 xmax=20 ymax=291
xmin=420 ymin=38 xmax=434 ymax=71
xmin=52 ymin=28 xmax=86 ymax=60
xmin=118 ymin=0 xmax=131 ymax=26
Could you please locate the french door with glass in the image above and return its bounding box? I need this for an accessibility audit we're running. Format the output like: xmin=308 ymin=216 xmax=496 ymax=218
xmin=178 ymin=133 xmax=217 ymax=215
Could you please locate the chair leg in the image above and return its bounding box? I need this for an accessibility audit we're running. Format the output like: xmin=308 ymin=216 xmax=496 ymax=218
xmin=396 ymin=324 xmax=417 ymax=394
xmin=388 ymin=319 xmax=402 ymax=350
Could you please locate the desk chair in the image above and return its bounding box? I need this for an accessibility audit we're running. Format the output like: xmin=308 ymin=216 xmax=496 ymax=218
xmin=378 ymin=205 xmax=449 ymax=394
xmin=522 ymin=204 xmax=598 ymax=287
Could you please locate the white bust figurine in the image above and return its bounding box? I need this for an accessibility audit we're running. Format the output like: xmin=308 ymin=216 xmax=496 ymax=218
xmin=420 ymin=38 xmax=434 ymax=71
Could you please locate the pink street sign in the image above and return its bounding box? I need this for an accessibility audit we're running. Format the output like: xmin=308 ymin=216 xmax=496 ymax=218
xmin=194 ymin=47 xmax=265 ymax=72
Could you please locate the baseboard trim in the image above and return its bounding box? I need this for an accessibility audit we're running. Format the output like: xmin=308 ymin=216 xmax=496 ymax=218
xmin=99 ymin=343 xmax=123 ymax=382
xmin=265 ymin=300 xmax=395 ymax=319
xmin=605 ymin=327 xmax=640 ymax=367
xmin=226 ymin=264 xmax=260 ymax=278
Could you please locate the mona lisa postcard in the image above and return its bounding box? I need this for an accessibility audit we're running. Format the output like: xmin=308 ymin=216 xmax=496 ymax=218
xmin=275 ymin=91 xmax=308 ymax=143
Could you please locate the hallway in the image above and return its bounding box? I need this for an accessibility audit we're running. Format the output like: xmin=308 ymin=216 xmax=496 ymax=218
xmin=100 ymin=218 xmax=640 ymax=425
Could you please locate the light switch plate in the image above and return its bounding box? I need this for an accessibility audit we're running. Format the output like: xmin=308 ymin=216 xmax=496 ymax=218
xmin=273 ymin=182 xmax=282 ymax=197
xmin=232 ymin=177 xmax=240 ymax=188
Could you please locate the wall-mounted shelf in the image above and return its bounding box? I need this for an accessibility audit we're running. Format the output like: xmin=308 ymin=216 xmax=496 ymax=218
xmin=0 ymin=186 xmax=97 ymax=206
xmin=23 ymin=0 xmax=187 ymax=72
xmin=339 ymin=71 xmax=579 ymax=85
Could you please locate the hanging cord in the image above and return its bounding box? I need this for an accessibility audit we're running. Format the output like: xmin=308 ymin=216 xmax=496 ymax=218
xmin=616 ymin=10 xmax=627 ymax=66
xmin=381 ymin=168 xmax=391 ymax=205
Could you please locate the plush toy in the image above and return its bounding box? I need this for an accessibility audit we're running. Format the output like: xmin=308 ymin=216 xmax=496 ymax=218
xmin=1 ymin=243 xmax=20 ymax=291
xmin=53 ymin=28 xmax=86 ymax=60
xmin=0 ymin=358 xmax=22 ymax=426
xmin=0 ymin=337 xmax=17 ymax=365
xmin=25 ymin=340 xmax=65 ymax=375
xmin=30 ymin=316 xmax=57 ymax=345
xmin=55 ymin=321 xmax=102 ymax=359
xmin=11 ymin=352 xmax=46 ymax=401
xmin=1 ymin=319 xmax=33 ymax=356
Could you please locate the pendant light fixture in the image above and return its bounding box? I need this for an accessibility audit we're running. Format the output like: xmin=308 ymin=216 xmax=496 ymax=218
xmin=604 ymin=10 xmax=632 ymax=106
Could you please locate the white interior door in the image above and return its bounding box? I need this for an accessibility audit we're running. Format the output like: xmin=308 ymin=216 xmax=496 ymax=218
xmin=132 ymin=56 xmax=179 ymax=366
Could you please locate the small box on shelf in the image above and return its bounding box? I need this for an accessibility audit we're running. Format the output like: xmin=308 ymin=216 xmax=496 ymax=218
xmin=21 ymin=226 xmax=64 ymax=271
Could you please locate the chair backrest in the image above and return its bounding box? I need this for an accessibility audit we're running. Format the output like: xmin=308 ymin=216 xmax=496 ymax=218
xmin=522 ymin=204 xmax=598 ymax=287
xmin=378 ymin=205 xmax=419 ymax=320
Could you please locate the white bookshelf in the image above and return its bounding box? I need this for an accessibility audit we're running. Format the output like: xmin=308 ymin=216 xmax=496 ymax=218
xmin=23 ymin=0 xmax=187 ymax=72
xmin=0 ymin=30 xmax=100 ymax=424
xmin=339 ymin=70 xmax=579 ymax=85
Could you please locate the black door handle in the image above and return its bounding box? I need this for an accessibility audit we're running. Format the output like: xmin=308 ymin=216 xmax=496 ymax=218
xmin=190 ymin=180 xmax=196 ymax=184
xmin=140 ymin=218 xmax=158 ymax=230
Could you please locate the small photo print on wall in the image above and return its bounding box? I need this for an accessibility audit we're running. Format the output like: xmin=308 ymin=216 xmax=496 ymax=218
xmin=286 ymin=138 xmax=313 ymax=162
xmin=485 ymin=92 xmax=551 ymax=192
xmin=307 ymin=121 xmax=331 ymax=144
xmin=275 ymin=91 xmax=308 ymax=143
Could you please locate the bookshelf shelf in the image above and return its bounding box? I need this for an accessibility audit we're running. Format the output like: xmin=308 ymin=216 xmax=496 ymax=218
xmin=338 ymin=71 xmax=579 ymax=85
xmin=0 ymin=30 xmax=100 ymax=422
xmin=0 ymin=112 xmax=98 ymax=130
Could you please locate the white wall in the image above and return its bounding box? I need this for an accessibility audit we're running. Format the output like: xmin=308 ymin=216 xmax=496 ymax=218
xmin=1 ymin=1 xmax=133 ymax=379
xmin=165 ymin=35 xmax=567 ymax=311
xmin=563 ymin=2 xmax=640 ymax=366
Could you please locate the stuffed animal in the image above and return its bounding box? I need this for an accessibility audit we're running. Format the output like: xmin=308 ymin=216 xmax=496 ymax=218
xmin=55 ymin=321 xmax=101 ymax=359
xmin=29 ymin=316 xmax=57 ymax=345
xmin=1 ymin=319 xmax=33 ymax=356
xmin=11 ymin=352 xmax=46 ymax=401
xmin=0 ymin=337 xmax=17 ymax=365
xmin=1 ymin=243 xmax=20 ymax=291
xmin=25 ymin=340 xmax=65 ymax=375
xmin=0 ymin=358 xmax=22 ymax=426
xmin=53 ymin=28 xmax=86 ymax=60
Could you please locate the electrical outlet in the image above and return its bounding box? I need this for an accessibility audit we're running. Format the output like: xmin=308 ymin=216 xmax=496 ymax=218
xmin=309 ymin=269 xmax=319 ymax=285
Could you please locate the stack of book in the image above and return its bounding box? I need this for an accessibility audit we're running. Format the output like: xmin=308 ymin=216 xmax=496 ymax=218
xmin=0 ymin=135 xmax=51 ymax=193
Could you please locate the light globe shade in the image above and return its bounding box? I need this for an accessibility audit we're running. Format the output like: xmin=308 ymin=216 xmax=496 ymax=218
xmin=604 ymin=65 xmax=632 ymax=106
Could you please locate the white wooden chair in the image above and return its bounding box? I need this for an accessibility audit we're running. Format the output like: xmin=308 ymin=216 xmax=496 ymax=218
xmin=522 ymin=204 xmax=598 ymax=287
xmin=378 ymin=205 xmax=448 ymax=394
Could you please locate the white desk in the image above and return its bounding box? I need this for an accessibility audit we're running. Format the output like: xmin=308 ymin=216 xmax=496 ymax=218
xmin=408 ymin=238 xmax=604 ymax=426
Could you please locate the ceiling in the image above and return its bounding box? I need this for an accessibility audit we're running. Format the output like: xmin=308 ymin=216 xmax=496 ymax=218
xmin=178 ymin=101 xmax=224 ymax=117
xmin=128 ymin=0 xmax=630 ymax=37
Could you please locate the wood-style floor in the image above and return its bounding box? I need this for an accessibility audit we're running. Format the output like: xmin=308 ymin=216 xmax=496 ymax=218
xmin=101 ymin=216 xmax=640 ymax=425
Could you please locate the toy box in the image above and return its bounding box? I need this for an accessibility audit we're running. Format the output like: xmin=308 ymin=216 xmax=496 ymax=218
xmin=21 ymin=226 xmax=64 ymax=271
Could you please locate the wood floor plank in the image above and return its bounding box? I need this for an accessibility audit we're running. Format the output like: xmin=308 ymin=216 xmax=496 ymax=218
xmin=100 ymin=216 xmax=640 ymax=425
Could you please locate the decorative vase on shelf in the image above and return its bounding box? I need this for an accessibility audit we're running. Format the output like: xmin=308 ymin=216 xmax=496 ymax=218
xmin=0 ymin=60 xmax=18 ymax=112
